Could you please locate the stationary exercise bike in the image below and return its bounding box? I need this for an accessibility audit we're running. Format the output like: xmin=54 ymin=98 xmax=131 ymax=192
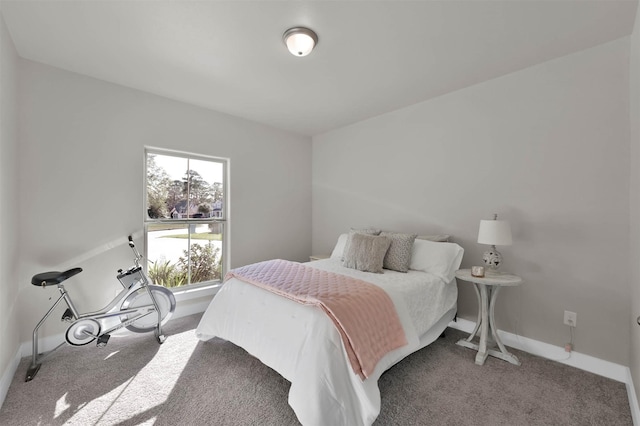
xmin=26 ymin=236 xmax=176 ymax=381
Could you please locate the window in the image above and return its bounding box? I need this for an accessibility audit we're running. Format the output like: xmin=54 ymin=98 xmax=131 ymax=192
xmin=144 ymin=148 xmax=227 ymax=289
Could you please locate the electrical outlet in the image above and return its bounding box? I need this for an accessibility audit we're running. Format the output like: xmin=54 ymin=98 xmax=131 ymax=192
xmin=564 ymin=310 xmax=577 ymax=327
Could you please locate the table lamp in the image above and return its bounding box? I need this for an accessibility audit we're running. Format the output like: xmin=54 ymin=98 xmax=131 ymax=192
xmin=477 ymin=213 xmax=512 ymax=270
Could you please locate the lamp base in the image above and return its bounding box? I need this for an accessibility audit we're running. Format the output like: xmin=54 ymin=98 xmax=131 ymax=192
xmin=482 ymin=245 xmax=503 ymax=270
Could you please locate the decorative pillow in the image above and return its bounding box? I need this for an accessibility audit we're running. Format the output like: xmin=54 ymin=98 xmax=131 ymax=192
xmin=409 ymin=239 xmax=464 ymax=282
xmin=342 ymin=233 xmax=391 ymax=274
xmin=417 ymin=234 xmax=451 ymax=242
xmin=341 ymin=228 xmax=382 ymax=260
xmin=351 ymin=227 xmax=381 ymax=236
xmin=380 ymin=231 xmax=417 ymax=273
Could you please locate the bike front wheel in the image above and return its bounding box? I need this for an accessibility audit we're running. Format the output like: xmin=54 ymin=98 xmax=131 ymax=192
xmin=121 ymin=285 xmax=176 ymax=333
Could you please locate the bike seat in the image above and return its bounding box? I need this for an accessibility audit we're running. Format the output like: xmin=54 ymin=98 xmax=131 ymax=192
xmin=31 ymin=268 xmax=83 ymax=287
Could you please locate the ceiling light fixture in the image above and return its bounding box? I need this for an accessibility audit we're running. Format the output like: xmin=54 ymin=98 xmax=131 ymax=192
xmin=283 ymin=27 xmax=318 ymax=57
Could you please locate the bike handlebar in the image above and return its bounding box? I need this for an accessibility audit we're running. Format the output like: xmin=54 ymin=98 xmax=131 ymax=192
xmin=127 ymin=235 xmax=143 ymax=266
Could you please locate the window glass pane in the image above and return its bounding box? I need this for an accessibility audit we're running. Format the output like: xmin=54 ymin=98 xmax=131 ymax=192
xmin=187 ymin=159 xmax=224 ymax=219
xmin=146 ymin=154 xmax=188 ymax=219
xmin=147 ymin=223 xmax=189 ymax=288
xmin=188 ymin=222 xmax=223 ymax=284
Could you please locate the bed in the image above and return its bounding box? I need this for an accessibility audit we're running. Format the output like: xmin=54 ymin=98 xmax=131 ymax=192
xmin=196 ymin=232 xmax=464 ymax=425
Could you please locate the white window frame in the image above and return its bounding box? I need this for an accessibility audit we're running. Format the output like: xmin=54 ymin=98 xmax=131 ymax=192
xmin=143 ymin=147 xmax=229 ymax=294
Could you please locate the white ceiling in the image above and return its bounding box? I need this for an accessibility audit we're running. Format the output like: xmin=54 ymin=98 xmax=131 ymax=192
xmin=1 ymin=0 xmax=637 ymax=137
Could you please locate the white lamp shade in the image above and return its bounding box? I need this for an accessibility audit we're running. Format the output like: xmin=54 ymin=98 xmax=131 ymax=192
xmin=477 ymin=220 xmax=512 ymax=246
xmin=283 ymin=27 xmax=318 ymax=57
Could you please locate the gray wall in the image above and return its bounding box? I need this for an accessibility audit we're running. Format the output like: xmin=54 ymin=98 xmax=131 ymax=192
xmin=313 ymin=38 xmax=630 ymax=365
xmin=629 ymin=2 xmax=640 ymax=409
xmin=0 ymin=13 xmax=19 ymax=397
xmin=16 ymin=59 xmax=312 ymax=341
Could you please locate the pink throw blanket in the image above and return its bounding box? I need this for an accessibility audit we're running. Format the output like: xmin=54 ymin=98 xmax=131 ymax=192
xmin=225 ymin=259 xmax=408 ymax=379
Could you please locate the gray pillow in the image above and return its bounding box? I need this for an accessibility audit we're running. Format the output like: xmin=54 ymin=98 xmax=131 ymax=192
xmin=380 ymin=231 xmax=418 ymax=273
xmin=351 ymin=227 xmax=381 ymax=236
xmin=342 ymin=233 xmax=391 ymax=274
xmin=341 ymin=228 xmax=382 ymax=260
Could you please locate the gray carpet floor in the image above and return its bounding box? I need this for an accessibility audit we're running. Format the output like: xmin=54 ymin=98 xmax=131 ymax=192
xmin=0 ymin=313 xmax=633 ymax=425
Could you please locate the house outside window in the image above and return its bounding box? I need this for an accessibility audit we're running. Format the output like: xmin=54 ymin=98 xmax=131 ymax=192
xmin=144 ymin=148 xmax=227 ymax=289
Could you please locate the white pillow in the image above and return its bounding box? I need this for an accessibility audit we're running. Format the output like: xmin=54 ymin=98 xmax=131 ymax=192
xmin=330 ymin=233 xmax=349 ymax=259
xmin=417 ymin=234 xmax=451 ymax=242
xmin=409 ymin=239 xmax=464 ymax=282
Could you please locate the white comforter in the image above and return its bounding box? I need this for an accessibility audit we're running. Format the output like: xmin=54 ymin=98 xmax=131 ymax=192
xmin=195 ymin=258 xmax=458 ymax=425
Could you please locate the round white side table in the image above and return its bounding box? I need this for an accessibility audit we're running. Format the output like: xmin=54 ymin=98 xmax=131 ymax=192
xmin=454 ymin=269 xmax=523 ymax=366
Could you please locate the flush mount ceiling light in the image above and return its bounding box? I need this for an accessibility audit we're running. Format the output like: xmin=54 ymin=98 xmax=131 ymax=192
xmin=283 ymin=27 xmax=318 ymax=57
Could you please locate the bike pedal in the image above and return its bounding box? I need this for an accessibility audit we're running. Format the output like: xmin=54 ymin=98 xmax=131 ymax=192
xmin=96 ymin=334 xmax=110 ymax=348
xmin=61 ymin=308 xmax=74 ymax=322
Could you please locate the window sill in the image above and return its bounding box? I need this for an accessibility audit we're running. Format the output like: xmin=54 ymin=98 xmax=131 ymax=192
xmin=172 ymin=282 xmax=222 ymax=302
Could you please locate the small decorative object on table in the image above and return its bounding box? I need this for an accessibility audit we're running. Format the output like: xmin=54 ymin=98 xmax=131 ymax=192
xmin=471 ymin=266 xmax=485 ymax=277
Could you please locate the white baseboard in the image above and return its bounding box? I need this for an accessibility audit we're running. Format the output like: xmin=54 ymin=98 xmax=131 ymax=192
xmin=172 ymin=284 xmax=216 ymax=319
xmin=172 ymin=298 xmax=211 ymax=320
xmin=0 ymin=347 xmax=21 ymax=410
xmin=449 ymin=318 xmax=640 ymax=425
xmin=626 ymin=369 xmax=640 ymax=426
xmin=448 ymin=318 xmax=628 ymax=381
